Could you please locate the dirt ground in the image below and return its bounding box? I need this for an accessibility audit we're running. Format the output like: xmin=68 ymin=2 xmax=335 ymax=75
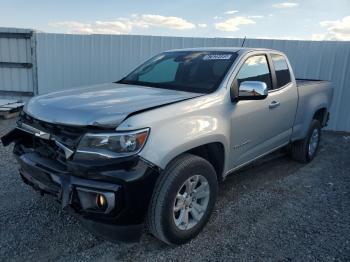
xmin=0 ymin=118 xmax=349 ymax=261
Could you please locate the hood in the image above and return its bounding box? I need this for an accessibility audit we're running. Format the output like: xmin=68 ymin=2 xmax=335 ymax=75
xmin=25 ymin=83 xmax=202 ymax=128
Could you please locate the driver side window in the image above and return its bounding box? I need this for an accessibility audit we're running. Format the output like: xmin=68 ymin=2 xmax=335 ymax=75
xmin=138 ymin=58 xmax=178 ymax=83
xmin=236 ymin=55 xmax=273 ymax=90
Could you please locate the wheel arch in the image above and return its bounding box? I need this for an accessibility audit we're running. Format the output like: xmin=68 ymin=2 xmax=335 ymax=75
xmin=292 ymin=98 xmax=329 ymax=142
xmin=159 ymin=139 xmax=227 ymax=180
xmin=184 ymin=142 xmax=225 ymax=180
xmin=313 ymin=107 xmax=328 ymax=126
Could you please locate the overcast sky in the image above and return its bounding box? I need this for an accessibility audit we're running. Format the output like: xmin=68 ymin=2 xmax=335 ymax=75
xmin=1 ymin=0 xmax=349 ymax=40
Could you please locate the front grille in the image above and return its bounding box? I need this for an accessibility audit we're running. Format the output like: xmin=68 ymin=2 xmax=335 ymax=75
xmin=34 ymin=138 xmax=68 ymax=165
xmin=15 ymin=112 xmax=88 ymax=166
xmin=19 ymin=112 xmax=85 ymax=148
xmin=17 ymin=112 xmax=114 ymax=165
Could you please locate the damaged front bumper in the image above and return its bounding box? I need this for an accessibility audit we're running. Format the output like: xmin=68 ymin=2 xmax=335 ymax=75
xmin=1 ymin=120 xmax=160 ymax=242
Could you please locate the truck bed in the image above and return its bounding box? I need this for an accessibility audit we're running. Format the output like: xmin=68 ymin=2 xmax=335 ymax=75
xmin=292 ymin=78 xmax=333 ymax=140
xmin=296 ymin=79 xmax=330 ymax=87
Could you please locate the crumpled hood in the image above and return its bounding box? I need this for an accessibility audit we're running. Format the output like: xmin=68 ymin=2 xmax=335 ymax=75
xmin=25 ymin=83 xmax=202 ymax=128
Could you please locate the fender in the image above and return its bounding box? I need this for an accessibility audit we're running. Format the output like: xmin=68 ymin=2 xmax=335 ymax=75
xmin=117 ymin=90 xmax=231 ymax=171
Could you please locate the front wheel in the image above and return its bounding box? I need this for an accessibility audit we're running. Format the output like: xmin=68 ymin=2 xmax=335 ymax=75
xmin=290 ymin=119 xmax=321 ymax=163
xmin=147 ymin=154 xmax=218 ymax=245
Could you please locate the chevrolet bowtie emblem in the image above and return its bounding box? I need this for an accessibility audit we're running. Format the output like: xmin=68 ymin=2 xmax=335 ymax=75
xmin=34 ymin=131 xmax=51 ymax=140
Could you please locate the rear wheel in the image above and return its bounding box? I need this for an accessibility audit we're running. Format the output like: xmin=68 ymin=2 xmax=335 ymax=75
xmin=147 ymin=153 xmax=218 ymax=245
xmin=290 ymin=119 xmax=321 ymax=163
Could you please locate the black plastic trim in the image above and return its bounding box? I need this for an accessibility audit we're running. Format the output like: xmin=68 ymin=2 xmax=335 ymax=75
xmin=0 ymin=32 xmax=32 ymax=39
xmin=0 ymin=62 xmax=33 ymax=68
xmin=266 ymin=53 xmax=278 ymax=90
xmin=0 ymin=90 xmax=33 ymax=97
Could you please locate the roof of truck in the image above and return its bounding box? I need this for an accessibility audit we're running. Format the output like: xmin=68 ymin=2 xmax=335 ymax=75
xmin=165 ymin=47 xmax=277 ymax=54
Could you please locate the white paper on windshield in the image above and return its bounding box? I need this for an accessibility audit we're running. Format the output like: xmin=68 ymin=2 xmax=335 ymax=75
xmin=203 ymin=54 xmax=232 ymax=60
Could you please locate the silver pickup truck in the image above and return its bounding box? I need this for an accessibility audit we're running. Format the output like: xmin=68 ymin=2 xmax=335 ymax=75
xmin=2 ymin=48 xmax=333 ymax=245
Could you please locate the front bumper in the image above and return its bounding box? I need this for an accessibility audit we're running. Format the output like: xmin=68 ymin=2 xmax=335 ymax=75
xmin=18 ymin=154 xmax=140 ymax=241
xmin=18 ymin=152 xmax=121 ymax=211
xmin=13 ymin=145 xmax=160 ymax=241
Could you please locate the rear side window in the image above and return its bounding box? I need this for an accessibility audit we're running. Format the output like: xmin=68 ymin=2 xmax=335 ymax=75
xmin=236 ymin=55 xmax=273 ymax=90
xmin=271 ymin=54 xmax=291 ymax=88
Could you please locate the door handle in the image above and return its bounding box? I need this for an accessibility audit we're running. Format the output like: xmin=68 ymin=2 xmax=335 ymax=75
xmin=269 ymin=101 xmax=280 ymax=109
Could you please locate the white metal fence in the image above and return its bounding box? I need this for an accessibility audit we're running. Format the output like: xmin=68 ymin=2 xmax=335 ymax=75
xmin=0 ymin=29 xmax=349 ymax=131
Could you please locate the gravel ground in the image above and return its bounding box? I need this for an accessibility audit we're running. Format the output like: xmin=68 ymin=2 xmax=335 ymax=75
xmin=0 ymin=118 xmax=349 ymax=261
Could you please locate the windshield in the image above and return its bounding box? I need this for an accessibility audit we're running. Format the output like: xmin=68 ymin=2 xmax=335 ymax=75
xmin=119 ymin=51 xmax=238 ymax=94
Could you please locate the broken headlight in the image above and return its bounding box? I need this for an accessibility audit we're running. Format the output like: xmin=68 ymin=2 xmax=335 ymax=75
xmin=76 ymin=128 xmax=150 ymax=158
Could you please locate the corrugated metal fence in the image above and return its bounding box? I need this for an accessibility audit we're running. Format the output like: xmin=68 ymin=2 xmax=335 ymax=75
xmin=35 ymin=34 xmax=350 ymax=132
xmin=1 ymin=29 xmax=349 ymax=131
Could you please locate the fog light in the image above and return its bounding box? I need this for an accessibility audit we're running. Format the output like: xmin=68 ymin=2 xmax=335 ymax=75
xmin=96 ymin=194 xmax=107 ymax=208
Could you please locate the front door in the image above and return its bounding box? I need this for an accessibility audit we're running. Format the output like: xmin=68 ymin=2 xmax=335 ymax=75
xmin=228 ymin=53 xmax=297 ymax=170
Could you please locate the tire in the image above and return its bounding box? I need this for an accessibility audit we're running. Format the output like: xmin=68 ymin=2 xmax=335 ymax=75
xmin=147 ymin=153 xmax=218 ymax=245
xmin=290 ymin=119 xmax=321 ymax=163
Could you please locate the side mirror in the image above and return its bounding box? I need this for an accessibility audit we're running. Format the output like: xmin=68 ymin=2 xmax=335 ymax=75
xmin=238 ymin=81 xmax=268 ymax=100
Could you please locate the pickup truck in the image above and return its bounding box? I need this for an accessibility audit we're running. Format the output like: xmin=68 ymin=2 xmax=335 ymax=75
xmin=1 ymin=48 xmax=333 ymax=245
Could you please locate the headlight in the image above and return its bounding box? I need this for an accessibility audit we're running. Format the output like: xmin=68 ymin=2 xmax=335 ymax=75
xmin=76 ymin=128 xmax=150 ymax=158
